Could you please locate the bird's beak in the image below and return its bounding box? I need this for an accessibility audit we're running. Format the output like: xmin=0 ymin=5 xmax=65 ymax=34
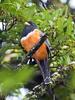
xmin=25 ymin=22 xmax=30 ymax=25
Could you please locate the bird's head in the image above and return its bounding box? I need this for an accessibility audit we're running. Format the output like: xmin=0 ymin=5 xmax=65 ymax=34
xmin=21 ymin=21 xmax=37 ymax=37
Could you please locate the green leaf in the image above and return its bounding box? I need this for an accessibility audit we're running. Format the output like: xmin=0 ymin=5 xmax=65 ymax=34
xmin=0 ymin=66 xmax=35 ymax=95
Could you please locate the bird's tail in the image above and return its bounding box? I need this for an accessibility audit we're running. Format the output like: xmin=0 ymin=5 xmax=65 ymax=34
xmin=36 ymin=58 xmax=51 ymax=84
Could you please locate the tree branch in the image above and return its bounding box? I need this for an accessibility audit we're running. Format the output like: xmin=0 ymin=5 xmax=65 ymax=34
xmin=26 ymin=65 xmax=75 ymax=99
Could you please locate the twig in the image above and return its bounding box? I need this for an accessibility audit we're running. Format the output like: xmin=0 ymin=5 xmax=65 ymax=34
xmin=0 ymin=17 xmax=17 ymax=33
xmin=7 ymin=17 xmax=17 ymax=31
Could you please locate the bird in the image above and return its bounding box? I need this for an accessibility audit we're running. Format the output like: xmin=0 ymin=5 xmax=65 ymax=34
xmin=32 ymin=0 xmax=51 ymax=9
xmin=20 ymin=21 xmax=52 ymax=85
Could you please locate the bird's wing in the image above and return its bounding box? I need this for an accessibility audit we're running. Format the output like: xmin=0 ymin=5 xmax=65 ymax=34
xmin=40 ymin=31 xmax=52 ymax=52
xmin=44 ymin=39 xmax=52 ymax=51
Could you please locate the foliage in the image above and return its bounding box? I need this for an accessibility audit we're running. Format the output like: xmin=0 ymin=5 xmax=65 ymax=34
xmin=0 ymin=67 xmax=34 ymax=95
xmin=0 ymin=0 xmax=75 ymax=100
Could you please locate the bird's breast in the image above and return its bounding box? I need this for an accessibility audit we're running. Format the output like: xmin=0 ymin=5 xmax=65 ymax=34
xmin=21 ymin=29 xmax=48 ymax=60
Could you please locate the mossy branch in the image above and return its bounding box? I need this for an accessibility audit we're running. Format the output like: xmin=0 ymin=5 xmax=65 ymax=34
xmin=26 ymin=65 xmax=75 ymax=99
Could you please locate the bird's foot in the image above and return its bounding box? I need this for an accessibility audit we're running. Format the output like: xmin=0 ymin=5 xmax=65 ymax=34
xmin=44 ymin=77 xmax=52 ymax=85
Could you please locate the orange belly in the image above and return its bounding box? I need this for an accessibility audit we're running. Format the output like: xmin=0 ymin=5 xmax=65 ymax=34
xmin=32 ymin=43 xmax=48 ymax=60
xmin=21 ymin=30 xmax=48 ymax=60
